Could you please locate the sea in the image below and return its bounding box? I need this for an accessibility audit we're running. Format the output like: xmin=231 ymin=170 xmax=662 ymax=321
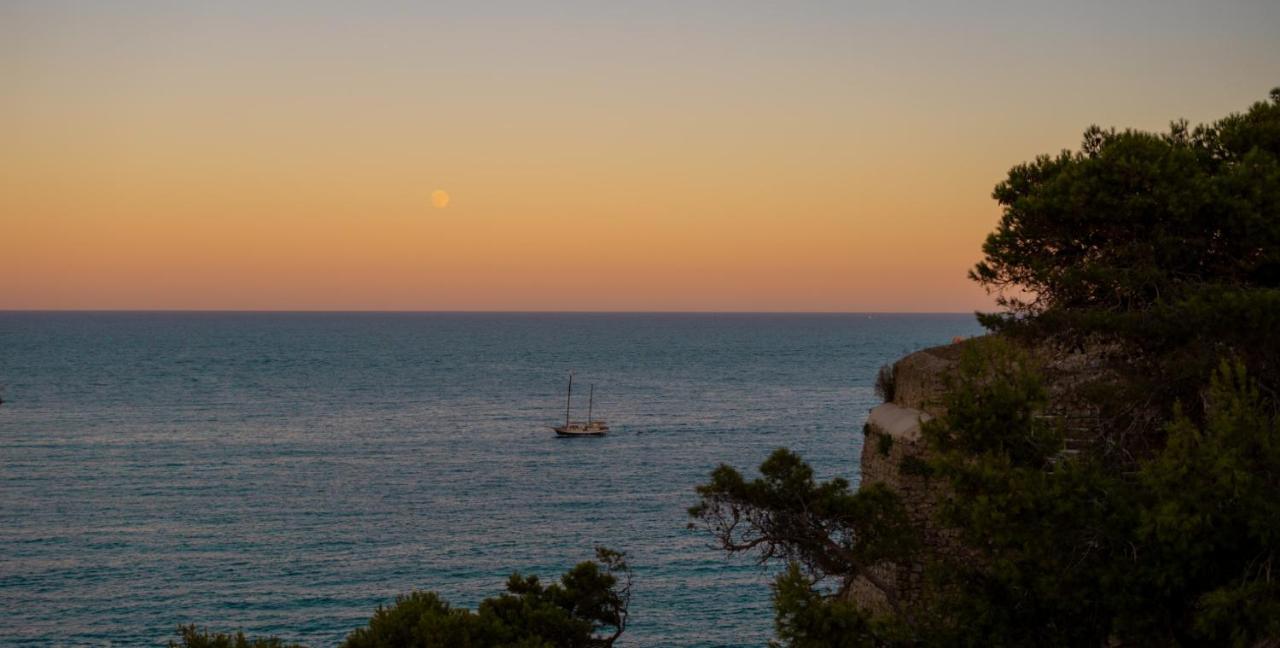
xmin=0 ymin=312 xmax=984 ymax=647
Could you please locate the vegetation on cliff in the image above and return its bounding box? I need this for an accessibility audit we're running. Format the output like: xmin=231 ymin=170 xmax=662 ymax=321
xmin=973 ymin=88 xmax=1280 ymax=452
xmin=692 ymin=342 xmax=1279 ymax=646
xmin=691 ymin=90 xmax=1280 ymax=646
xmin=170 ymin=626 xmax=306 ymax=648
xmin=689 ymin=449 xmax=916 ymax=633
xmin=921 ymin=343 xmax=1279 ymax=645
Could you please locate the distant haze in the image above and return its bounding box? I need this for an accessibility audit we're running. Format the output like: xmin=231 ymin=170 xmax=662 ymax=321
xmin=3 ymin=1 xmax=1278 ymax=311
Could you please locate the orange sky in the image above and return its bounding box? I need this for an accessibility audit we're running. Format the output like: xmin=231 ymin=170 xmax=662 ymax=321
xmin=3 ymin=2 xmax=1278 ymax=311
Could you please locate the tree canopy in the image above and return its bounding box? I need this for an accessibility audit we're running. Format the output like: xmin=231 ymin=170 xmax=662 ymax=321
xmin=972 ymin=88 xmax=1280 ymax=431
xmin=169 ymin=626 xmax=305 ymax=648
xmin=693 ymin=345 xmax=1280 ymax=646
xmin=689 ymin=449 xmax=915 ymax=616
xmin=169 ymin=548 xmax=630 ymax=648
xmin=974 ymin=88 xmax=1280 ymax=329
xmin=342 ymin=547 xmax=630 ymax=648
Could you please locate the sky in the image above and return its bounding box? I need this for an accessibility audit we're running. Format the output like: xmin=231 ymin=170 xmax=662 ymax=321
xmin=3 ymin=1 xmax=1278 ymax=312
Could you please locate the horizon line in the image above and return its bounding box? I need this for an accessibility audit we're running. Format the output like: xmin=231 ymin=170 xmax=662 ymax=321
xmin=0 ymin=308 xmax=984 ymax=315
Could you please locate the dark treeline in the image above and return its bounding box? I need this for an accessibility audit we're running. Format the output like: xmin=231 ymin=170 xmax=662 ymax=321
xmin=172 ymin=548 xmax=629 ymax=648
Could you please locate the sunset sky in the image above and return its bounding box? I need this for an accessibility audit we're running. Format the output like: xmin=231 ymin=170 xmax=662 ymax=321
xmin=4 ymin=1 xmax=1278 ymax=311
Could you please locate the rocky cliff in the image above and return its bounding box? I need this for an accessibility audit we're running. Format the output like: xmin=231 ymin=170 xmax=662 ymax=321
xmin=847 ymin=342 xmax=964 ymax=613
xmin=847 ymin=338 xmax=1116 ymax=614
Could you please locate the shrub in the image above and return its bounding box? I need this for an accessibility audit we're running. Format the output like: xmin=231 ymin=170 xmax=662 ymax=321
xmin=874 ymin=364 xmax=896 ymax=403
xmin=342 ymin=547 xmax=631 ymax=648
xmin=694 ymin=346 xmax=1280 ymax=645
xmin=169 ymin=549 xmax=631 ymax=648
xmin=875 ymin=430 xmax=894 ymax=457
xmin=168 ymin=626 xmax=304 ymax=648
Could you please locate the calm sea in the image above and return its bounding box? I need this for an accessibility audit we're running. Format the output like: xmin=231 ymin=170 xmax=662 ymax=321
xmin=0 ymin=312 xmax=983 ymax=646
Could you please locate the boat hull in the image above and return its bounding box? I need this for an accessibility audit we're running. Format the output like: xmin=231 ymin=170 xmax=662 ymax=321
xmin=553 ymin=425 xmax=608 ymax=437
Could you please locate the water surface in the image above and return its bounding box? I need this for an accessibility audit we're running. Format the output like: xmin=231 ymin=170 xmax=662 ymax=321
xmin=0 ymin=312 xmax=983 ymax=646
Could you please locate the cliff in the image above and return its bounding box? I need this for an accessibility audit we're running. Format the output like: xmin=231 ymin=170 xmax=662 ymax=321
xmin=848 ymin=338 xmax=1116 ymax=614
xmin=847 ymin=342 xmax=963 ymax=613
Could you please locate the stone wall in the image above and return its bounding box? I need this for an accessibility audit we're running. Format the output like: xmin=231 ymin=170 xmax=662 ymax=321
xmin=888 ymin=343 xmax=964 ymax=413
xmin=847 ymin=404 xmax=936 ymax=613
xmin=847 ymin=344 xmax=960 ymax=613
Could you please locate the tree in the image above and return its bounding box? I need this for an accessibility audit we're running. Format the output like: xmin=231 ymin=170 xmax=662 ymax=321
xmin=970 ymin=89 xmax=1280 ymax=441
xmin=693 ymin=349 xmax=1280 ymax=645
xmin=917 ymin=350 xmax=1280 ymax=646
xmin=1129 ymin=362 xmax=1280 ymax=645
xmin=771 ymin=564 xmax=884 ymax=648
xmin=688 ymin=448 xmax=915 ymax=643
xmin=915 ymin=339 xmax=1138 ymax=646
xmin=168 ymin=625 xmax=305 ymax=648
xmin=341 ymin=547 xmax=631 ymax=648
xmin=974 ymin=88 xmax=1280 ymax=326
xmin=170 ymin=548 xmax=630 ymax=648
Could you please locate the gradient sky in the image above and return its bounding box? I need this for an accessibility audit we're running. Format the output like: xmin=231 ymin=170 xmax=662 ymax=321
xmin=3 ymin=1 xmax=1278 ymax=311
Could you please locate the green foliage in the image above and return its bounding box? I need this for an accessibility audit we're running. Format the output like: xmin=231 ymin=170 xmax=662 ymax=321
xmin=915 ymin=348 xmax=1280 ymax=645
xmin=971 ymin=89 xmax=1280 ymax=428
xmin=923 ymin=337 xmax=1060 ymax=468
xmin=169 ymin=625 xmax=305 ymax=648
xmin=770 ymin=564 xmax=883 ymax=648
xmin=874 ymin=431 xmax=893 ymax=457
xmin=918 ymin=340 xmax=1133 ymax=645
xmin=948 ymin=89 xmax=1280 ymax=641
xmin=1192 ymin=581 xmax=1280 ymax=647
xmin=974 ymin=88 xmax=1280 ymax=321
xmin=342 ymin=547 xmax=631 ymax=648
xmin=173 ymin=550 xmax=629 ymax=648
xmin=923 ymin=357 xmax=1279 ymax=646
xmin=1129 ymin=362 xmax=1280 ymax=644
xmin=688 ymin=448 xmax=916 ymax=623
xmin=874 ymin=364 xmax=896 ymax=403
xmin=694 ymin=350 xmax=1280 ymax=646
xmin=896 ymin=454 xmax=932 ymax=478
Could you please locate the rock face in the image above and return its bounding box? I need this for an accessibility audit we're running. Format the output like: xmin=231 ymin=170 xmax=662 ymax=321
xmin=847 ymin=343 xmax=961 ymax=614
xmin=848 ymin=338 xmax=1115 ymax=614
xmin=865 ymin=403 xmax=931 ymax=442
xmin=887 ymin=343 xmax=964 ymax=413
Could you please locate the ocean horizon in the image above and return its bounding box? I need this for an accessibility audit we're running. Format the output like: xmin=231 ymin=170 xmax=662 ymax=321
xmin=0 ymin=310 xmax=980 ymax=314
xmin=0 ymin=312 xmax=984 ymax=646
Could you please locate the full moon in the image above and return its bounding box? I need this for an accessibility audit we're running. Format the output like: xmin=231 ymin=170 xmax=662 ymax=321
xmin=431 ymin=189 xmax=450 ymax=209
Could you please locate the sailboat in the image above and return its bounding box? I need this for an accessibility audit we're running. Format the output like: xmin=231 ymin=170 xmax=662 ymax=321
xmin=553 ymin=373 xmax=609 ymax=437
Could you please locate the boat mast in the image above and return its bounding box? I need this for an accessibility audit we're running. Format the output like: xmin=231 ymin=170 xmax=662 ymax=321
xmin=588 ymin=384 xmax=594 ymax=423
xmin=565 ymin=373 xmax=573 ymax=427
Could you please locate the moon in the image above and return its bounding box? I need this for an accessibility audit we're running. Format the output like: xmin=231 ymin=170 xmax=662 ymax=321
xmin=431 ymin=189 xmax=450 ymax=209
